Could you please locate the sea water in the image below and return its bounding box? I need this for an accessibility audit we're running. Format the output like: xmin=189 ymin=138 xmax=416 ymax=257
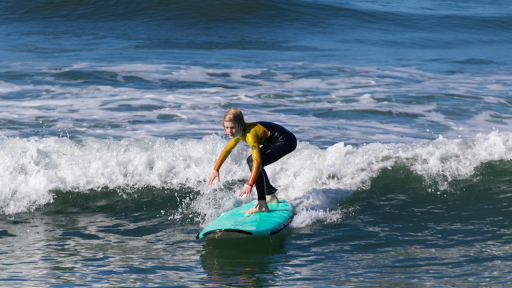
xmin=1 ymin=0 xmax=512 ymax=287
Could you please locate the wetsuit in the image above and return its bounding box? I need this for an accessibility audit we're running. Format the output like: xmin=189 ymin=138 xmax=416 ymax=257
xmin=213 ymin=122 xmax=297 ymax=201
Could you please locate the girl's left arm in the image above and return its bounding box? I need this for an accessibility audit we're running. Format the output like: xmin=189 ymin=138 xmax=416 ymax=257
xmin=246 ymin=142 xmax=262 ymax=187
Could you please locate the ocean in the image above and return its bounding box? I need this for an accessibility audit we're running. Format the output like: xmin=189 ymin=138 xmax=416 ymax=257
xmin=1 ymin=0 xmax=512 ymax=287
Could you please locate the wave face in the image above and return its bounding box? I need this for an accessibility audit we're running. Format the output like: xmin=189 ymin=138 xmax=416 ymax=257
xmin=4 ymin=0 xmax=511 ymax=28
xmin=2 ymin=132 xmax=511 ymax=228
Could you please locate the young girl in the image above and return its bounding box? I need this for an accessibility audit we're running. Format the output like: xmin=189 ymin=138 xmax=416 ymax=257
xmin=208 ymin=108 xmax=297 ymax=213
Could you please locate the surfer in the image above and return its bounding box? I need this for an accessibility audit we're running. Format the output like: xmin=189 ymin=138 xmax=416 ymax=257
xmin=208 ymin=108 xmax=297 ymax=214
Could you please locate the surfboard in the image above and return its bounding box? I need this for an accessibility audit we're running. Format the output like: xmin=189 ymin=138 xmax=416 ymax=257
xmin=196 ymin=200 xmax=294 ymax=239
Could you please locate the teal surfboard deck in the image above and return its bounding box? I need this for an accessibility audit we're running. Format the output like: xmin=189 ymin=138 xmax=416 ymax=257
xmin=197 ymin=200 xmax=294 ymax=239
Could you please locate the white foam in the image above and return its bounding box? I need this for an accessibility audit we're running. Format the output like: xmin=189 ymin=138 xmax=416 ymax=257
xmin=1 ymin=63 xmax=511 ymax=146
xmin=0 ymin=80 xmax=23 ymax=93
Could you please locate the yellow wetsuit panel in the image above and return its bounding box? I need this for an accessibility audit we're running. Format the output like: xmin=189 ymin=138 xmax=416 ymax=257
xmin=213 ymin=122 xmax=271 ymax=186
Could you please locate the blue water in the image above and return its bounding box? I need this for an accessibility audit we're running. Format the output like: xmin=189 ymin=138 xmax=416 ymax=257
xmin=1 ymin=0 xmax=512 ymax=287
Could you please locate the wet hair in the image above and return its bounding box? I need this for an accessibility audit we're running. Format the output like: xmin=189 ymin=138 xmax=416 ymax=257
xmin=223 ymin=107 xmax=246 ymax=130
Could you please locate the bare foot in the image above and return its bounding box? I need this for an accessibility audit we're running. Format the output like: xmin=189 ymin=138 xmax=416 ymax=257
xmin=245 ymin=200 xmax=269 ymax=214
xmin=266 ymin=194 xmax=279 ymax=204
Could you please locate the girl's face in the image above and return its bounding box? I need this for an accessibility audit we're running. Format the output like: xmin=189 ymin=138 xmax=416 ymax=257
xmin=224 ymin=121 xmax=241 ymax=138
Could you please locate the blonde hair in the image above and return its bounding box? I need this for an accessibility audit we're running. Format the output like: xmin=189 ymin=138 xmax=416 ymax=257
xmin=223 ymin=107 xmax=246 ymax=130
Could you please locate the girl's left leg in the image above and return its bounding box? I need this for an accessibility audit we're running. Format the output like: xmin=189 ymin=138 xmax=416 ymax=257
xmin=246 ymin=138 xmax=296 ymax=201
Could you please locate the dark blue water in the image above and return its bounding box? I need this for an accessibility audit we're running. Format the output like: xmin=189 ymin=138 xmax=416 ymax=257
xmin=1 ymin=0 xmax=512 ymax=287
xmin=2 ymin=0 xmax=511 ymax=70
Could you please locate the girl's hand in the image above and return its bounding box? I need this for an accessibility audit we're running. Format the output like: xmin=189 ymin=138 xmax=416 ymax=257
xmin=208 ymin=170 xmax=219 ymax=185
xmin=239 ymin=185 xmax=253 ymax=197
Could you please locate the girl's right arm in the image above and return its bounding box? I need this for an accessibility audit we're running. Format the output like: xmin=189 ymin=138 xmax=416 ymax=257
xmin=208 ymin=138 xmax=240 ymax=185
xmin=208 ymin=170 xmax=219 ymax=185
